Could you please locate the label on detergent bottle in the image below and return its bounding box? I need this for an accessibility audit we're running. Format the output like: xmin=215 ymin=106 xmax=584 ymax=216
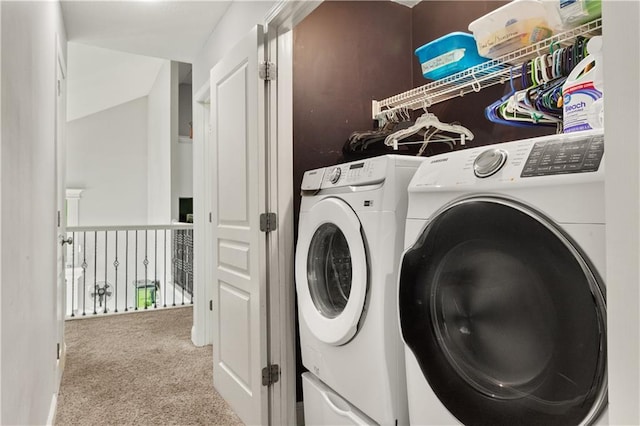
xmin=563 ymin=82 xmax=603 ymax=133
xmin=422 ymin=48 xmax=465 ymax=75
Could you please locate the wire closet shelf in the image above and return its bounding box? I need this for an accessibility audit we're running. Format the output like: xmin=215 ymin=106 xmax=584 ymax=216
xmin=372 ymin=18 xmax=602 ymax=119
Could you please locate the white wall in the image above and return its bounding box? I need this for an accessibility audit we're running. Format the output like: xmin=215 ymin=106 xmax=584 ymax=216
xmin=173 ymin=140 xmax=193 ymax=221
xmin=191 ymin=0 xmax=276 ymax=90
xmin=169 ymin=62 xmax=182 ymax=222
xmin=66 ymin=42 xmax=164 ymax=122
xmin=602 ymin=2 xmax=640 ymax=424
xmin=0 ymin=0 xmax=4 ymax=418
xmin=173 ymin=83 xmax=193 ymax=222
xmin=0 ymin=1 xmax=67 ymax=424
xmin=147 ymin=60 xmax=173 ymax=224
xmin=178 ymin=83 xmax=193 ymax=137
xmin=67 ymin=97 xmax=149 ymax=226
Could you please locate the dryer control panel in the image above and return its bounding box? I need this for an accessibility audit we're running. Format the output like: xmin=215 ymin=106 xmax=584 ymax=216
xmin=322 ymin=157 xmax=387 ymax=188
xmin=521 ymin=134 xmax=604 ymax=177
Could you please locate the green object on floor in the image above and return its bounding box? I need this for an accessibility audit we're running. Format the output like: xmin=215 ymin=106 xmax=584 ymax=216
xmin=135 ymin=280 xmax=157 ymax=308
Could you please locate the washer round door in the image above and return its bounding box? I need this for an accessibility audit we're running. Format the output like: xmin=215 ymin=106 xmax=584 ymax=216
xmin=399 ymin=197 xmax=607 ymax=426
xmin=296 ymin=197 xmax=368 ymax=346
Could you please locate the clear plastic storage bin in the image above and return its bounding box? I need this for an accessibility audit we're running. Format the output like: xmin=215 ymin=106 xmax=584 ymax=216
xmin=468 ymin=0 xmax=561 ymax=59
xmin=415 ymin=32 xmax=490 ymax=80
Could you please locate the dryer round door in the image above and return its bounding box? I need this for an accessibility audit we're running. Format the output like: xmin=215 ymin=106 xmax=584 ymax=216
xmin=296 ymin=197 xmax=368 ymax=346
xmin=399 ymin=197 xmax=607 ymax=426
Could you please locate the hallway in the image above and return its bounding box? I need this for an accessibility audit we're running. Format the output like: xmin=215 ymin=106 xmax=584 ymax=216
xmin=55 ymin=307 xmax=243 ymax=425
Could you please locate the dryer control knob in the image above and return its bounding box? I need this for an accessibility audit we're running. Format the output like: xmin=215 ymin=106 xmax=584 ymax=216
xmin=328 ymin=167 xmax=342 ymax=184
xmin=474 ymin=149 xmax=508 ymax=178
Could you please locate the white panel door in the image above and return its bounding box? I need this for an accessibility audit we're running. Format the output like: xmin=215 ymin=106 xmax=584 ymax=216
xmin=55 ymin=45 xmax=68 ymax=380
xmin=210 ymin=25 xmax=268 ymax=426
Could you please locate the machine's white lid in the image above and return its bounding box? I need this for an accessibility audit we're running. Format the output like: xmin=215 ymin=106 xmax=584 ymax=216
xmin=301 ymin=154 xmax=426 ymax=193
xmin=409 ymin=130 xmax=604 ymax=191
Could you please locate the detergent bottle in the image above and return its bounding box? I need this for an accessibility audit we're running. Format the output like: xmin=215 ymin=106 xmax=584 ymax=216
xmin=562 ymin=36 xmax=604 ymax=133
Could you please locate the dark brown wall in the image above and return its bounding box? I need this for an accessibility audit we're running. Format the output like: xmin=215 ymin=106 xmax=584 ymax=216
xmin=293 ymin=0 xmax=414 ymax=218
xmin=293 ymin=2 xmax=556 ymax=213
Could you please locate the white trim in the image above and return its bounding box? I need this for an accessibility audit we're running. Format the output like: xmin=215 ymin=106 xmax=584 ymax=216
xmin=389 ymin=0 xmax=421 ymax=8
xmin=56 ymin=342 xmax=66 ymax=387
xmin=65 ymin=189 xmax=83 ymax=227
xmin=0 ymin=0 xmax=3 ymax=414
xmin=191 ymin=79 xmax=212 ymax=347
xmin=55 ymin=33 xmax=67 ymax=420
xmin=265 ymin=0 xmax=322 ymax=32
xmin=67 ymin=224 xmax=193 ymax=232
xmin=67 ymin=304 xmax=193 ymax=321
xmin=264 ymin=2 xmax=322 ymax=424
xmin=65 ymin=188 xmax=83 ymax=199
xmin=602 ymin=2 xmax=640 ymax=424
xmin=46 ymin=392 xmax=58 ymax=426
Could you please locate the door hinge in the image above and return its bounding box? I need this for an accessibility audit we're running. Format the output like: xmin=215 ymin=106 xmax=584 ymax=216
xmin=259 ymin=62 xmax=277 ymax=81
xmin=209 ymin=212 xmax=212 ymax=223
xmin=259 ymin=213 xmax=277 ymax=232
xmin=209 ymin=300 xmax=213 ymax=311
xmin=57 ymin=343 xmax=60 ymax=360
xmin=262 ymin=364 xmax=280 ymax=386
xmin=57 ymin=210 xmax=61 ymax=227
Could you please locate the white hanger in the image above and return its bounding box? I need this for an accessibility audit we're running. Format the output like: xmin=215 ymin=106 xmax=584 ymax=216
xmin=384 ymin=112 xmax=474 ymax=150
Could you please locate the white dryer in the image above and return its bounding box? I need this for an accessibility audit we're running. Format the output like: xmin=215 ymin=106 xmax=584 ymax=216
xmin=296 ymin=155 xmax=425 ymax=426
xmin=398 ymin=130 xmax=608 ymax=426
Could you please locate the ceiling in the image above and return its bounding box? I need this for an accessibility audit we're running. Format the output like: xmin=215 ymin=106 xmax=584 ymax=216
xmin=60 ymin=1 xmax=232 ymax=63
xmin=63 ymin=1 xmax=221 ymax=121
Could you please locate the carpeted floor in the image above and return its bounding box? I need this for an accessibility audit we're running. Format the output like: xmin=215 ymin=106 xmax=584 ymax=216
xmin=55 ymin=307 xmax=243 ymax=426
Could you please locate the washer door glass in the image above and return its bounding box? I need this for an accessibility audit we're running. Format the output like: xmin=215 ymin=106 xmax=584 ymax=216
xmin=295 ymin=197 xmax=368 ymax=346
xmin=307 ymin=223 xmax=352 ymax=319
xmin=399 ymin=198 xmax=607 ymax=426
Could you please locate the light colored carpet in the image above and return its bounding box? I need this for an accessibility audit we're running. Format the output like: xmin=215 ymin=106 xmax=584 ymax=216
xmin=55 ymin=307 xmax=243 ymax=426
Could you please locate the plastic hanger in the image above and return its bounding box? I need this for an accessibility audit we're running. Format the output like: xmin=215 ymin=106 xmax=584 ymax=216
xmin=486 ymin=67 xmax=537 ymax=127
xmin=384 ymin=111 xmax=474 ymax=150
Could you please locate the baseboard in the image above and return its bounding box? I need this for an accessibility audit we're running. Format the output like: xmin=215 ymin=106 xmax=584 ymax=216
xmin=296 ymin=401 xmax=305 ymax=426
xmin=191 ymin=323 xmax=212 ymax=347
xmin=46 ymin=392 xmax=58 ymax=426
xmin=191 ymin=325 xmax=199 ymax=346
xmin=48 ymin=343 xmax=66 ymax=426
xmin=56 ymin=343 xmax=67 ymax=387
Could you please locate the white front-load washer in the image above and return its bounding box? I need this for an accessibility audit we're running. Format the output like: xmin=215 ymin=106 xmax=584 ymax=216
xmin=398 ymin=130 xmax=608 ymax=426
xmin=296 ymin=155 xmax=426 ymax=426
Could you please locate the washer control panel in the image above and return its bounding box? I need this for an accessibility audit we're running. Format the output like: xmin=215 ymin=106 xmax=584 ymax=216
xmin=474 ymin=148 xmax=508 ymax=178
xmin=410 ymin=131 xmax=604 ymax=189
xmin=521 ymin=133 xmax=604 ymax=177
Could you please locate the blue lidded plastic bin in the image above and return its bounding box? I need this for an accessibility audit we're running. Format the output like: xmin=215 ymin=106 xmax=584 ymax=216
xmin=415 ymin=32 xmax=490 ymax=80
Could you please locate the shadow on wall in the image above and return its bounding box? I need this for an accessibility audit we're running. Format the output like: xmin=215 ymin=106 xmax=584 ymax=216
xmin=292 ymin=0 xmax=558 ymax=402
